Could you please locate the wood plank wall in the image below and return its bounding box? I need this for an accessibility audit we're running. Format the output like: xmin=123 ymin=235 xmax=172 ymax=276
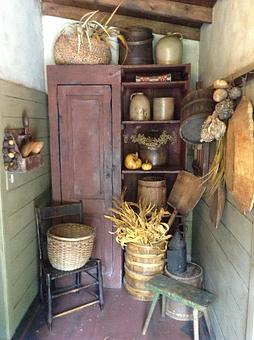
xmin=193 ymin=193 xmax=253 ymax=340
xmin=0 ymin=80 xmax=50 ymax=339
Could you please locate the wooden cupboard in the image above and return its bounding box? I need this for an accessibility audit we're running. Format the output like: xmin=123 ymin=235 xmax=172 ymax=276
xmin=47 ymin=66 xmax=122 ymax=288
xmin=47 ymin=64 xmax=190 ymax=288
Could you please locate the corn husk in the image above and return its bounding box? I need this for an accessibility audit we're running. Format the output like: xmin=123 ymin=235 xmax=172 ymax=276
xmin=105 ymin=193 xmax=172 ymax=248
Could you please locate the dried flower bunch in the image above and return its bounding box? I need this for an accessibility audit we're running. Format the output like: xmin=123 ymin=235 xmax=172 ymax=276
xmin=105 ymin=194 xmax=171 ymax=248
xmin=128 ymin=130 xmax=176 ymax=150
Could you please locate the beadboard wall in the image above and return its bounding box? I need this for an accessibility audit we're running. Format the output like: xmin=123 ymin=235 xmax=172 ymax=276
xmin=194 ymin=1 xmax=254 ymax=339
xmin=0 ymin=80 xmax=50 ymax=340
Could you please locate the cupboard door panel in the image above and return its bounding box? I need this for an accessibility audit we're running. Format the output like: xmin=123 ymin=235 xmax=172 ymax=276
xmin=58 ymin=85 xmax=114 ymax=286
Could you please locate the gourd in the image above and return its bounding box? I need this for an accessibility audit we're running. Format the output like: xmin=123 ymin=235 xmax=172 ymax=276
xmin=213 ymin=89 xmax=228 ymax=102
xmin=141 ymin=161 xmax=152 ymax=171
xmin=21 ymin=141 xmax=44 ymax=158
xmin=213 ymin=79 xmax=229 ymax=89
xmin=124 ymin=153 xmax=142 ymax=170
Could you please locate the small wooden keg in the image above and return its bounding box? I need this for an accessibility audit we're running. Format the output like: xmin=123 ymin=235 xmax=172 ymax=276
xmin=119 ymin=26 xmax=153 ymax=65
xmin=137 ymin=176 xmax=167 ymax=208
xmin=164 ymin=263 xmax=203 ymax=321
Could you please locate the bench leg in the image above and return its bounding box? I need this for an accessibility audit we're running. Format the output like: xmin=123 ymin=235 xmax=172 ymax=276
xmin=161 ymin=295 xmax=166 ymax=317
xmin=142 ymin=293 xmax=160 ymax=335
xmin=193 ymin=308 xmax=199 ymax=340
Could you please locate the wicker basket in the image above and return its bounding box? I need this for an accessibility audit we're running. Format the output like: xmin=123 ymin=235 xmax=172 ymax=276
xmin=47 ymin=223 xmax=95 ymax=271
xmin=54 ymin=33 xmax=112 ymax=65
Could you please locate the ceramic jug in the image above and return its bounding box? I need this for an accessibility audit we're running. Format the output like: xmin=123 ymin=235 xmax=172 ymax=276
xmin=155 ymin=33 xmax=183 ymax=65
xmin=129 ymin=92 xmax=151 ymax=120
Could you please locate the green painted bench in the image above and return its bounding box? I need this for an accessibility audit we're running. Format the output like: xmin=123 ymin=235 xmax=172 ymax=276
xmin=142 ymin=274 xmax=216 ymax=340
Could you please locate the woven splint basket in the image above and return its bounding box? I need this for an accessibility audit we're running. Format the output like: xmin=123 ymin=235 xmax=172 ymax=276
xmin=54 ymin=33 xmax=111 ymax=65
xmin=47 ymin=223 xmax=95 ymax=271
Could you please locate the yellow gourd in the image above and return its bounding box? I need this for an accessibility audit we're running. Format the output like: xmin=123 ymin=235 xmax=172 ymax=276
xmin=141 ymin=161 xmax=152 ymax=171
xmin=124 ymin=153 xmax=142 ymax=170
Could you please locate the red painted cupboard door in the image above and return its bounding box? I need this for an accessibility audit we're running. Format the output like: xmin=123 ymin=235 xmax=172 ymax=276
xmin=58 ymin=85 xmax=114 ymax=287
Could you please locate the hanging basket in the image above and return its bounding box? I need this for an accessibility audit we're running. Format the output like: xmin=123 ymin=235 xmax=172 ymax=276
xmin=54 ymin=33 xmax=112 ymax=65
xmin=47 ymin=223 xmax=95 ymax=271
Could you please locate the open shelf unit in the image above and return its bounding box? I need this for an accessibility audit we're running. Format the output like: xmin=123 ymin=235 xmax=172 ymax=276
xmin=121 ymin=64 xmax=190 ymax=203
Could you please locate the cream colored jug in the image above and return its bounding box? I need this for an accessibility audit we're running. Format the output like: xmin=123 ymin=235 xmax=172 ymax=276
xmin=129 ymin=93 xmax=151 ymax=121
xmin=155 ymin=33 xmax=183 ymax=65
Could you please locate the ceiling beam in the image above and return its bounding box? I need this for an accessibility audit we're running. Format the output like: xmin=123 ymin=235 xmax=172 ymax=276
xmin=42 ymin=0 xmax=212 ymax=27
xmin=42 ymin=2 xmax=200 ymax=40
xmin=171 ymin=0 xmax=217 ymax=7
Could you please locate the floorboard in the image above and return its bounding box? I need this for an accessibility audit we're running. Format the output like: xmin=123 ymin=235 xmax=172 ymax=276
xmin=19 ymin=286 xmax=210 ymax=340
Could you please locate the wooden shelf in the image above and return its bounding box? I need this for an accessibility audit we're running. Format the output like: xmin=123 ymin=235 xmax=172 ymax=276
xmin=122 ymin=81 xmax=188 ymax=89
xmin=122 ymin=64 xmax=190 ymax=73
xmin=122 ymin=166 xmax=183 ymax=174
xmin=122 ymin=120 xmax=180 ymax=125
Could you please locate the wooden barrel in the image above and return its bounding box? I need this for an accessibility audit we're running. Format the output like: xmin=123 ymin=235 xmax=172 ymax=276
xmin=164 ymin=263 xmax=203 ymax=321
xmin=119 ymin=26 xmax=153 ymax=65
xmin=137 ymin=176 xmax=167 ymax=208
xmin=124 ymin=242 xmax=167 ymax=301
xmin=180 ymin=89 xmax=215 ymax=144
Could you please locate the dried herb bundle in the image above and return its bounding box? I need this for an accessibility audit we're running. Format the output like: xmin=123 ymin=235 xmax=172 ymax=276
xmin=105 ymin=195 xmax=171 ymax=248
xmin=127 ymin=130 xmax=176 ymax=150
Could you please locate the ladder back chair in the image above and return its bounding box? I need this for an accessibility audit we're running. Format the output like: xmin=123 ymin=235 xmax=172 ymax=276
xmin=35 ymin=202 xmax=104 ymax=330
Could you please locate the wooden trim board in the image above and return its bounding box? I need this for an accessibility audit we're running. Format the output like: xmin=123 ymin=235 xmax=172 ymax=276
xmin=42 ymin=2 xmax=200 ymax=40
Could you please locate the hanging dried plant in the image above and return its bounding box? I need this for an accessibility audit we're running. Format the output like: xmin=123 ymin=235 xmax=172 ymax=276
xmin=202 ymin=135 xmax=226 ymax=197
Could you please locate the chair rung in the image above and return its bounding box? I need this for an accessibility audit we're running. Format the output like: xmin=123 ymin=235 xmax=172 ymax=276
xmin=52 ymin=282 xmax=97 ymax=299
xmin=52 ymin=299 xmax=99 ymax=319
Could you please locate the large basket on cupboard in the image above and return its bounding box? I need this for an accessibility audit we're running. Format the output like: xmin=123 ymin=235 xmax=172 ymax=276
xmin=54 ymin=33 xmax=111 ymax=65
xmin=47 ymin=223 xmax=95 ymax=271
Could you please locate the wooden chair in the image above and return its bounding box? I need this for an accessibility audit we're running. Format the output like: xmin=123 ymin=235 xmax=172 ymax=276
xmin=35 ymin=202 xmax=104 ymax=330
xmin=142 ymin=274 xmax=216 ymax=340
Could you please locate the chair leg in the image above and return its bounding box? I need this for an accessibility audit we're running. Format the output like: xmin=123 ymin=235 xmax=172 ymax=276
xmin=46 ymin=274 xmax=52 ymax=331
xmin=142 ymin=293 xmax=160 ymax=335
xmin=161 ymin=295 xmax=166 ymax=318
xmin=39 ymin=265 xmax=44 ymax=302
xmin=75 ymin=272 xmax=81 ymax=289
xmin=96 ymin=259 xmax=104 ymax=310
xmin=193 ymin=308 xmax=199 ymax=340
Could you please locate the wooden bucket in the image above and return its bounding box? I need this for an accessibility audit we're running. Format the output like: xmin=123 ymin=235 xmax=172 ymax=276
xmin=180 ymin=89 xmax=215 ymax=144
xmin=124 ymin=242 xmax=167 ymax=301
xmin=119 ymin=26 xmax=153 ymax=65
xmin=165 ymin=263 xmax=203 ymax=321
xmin=137 ymin=176 xmax=167 ymax=208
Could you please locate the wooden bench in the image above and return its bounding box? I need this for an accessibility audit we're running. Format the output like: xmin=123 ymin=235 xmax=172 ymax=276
xmin=142 ymin=274 xmax=216 ymax=340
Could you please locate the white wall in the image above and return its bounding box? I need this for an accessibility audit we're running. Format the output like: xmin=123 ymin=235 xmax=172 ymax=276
xmin=199 ymin=0 xmax=254 ymax=87
xmin=0 ymin=0 xmax=45 ymax=92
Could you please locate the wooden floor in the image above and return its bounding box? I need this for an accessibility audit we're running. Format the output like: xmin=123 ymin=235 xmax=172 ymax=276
xmin=18 ymin=286 xmax=210 ymax=340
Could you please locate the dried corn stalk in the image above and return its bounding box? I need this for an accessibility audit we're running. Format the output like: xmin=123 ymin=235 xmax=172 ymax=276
xmin=105 ymin=194 xmax=172 ymax=248
xmin=202 ymin=135 xmax=226 ymax=197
